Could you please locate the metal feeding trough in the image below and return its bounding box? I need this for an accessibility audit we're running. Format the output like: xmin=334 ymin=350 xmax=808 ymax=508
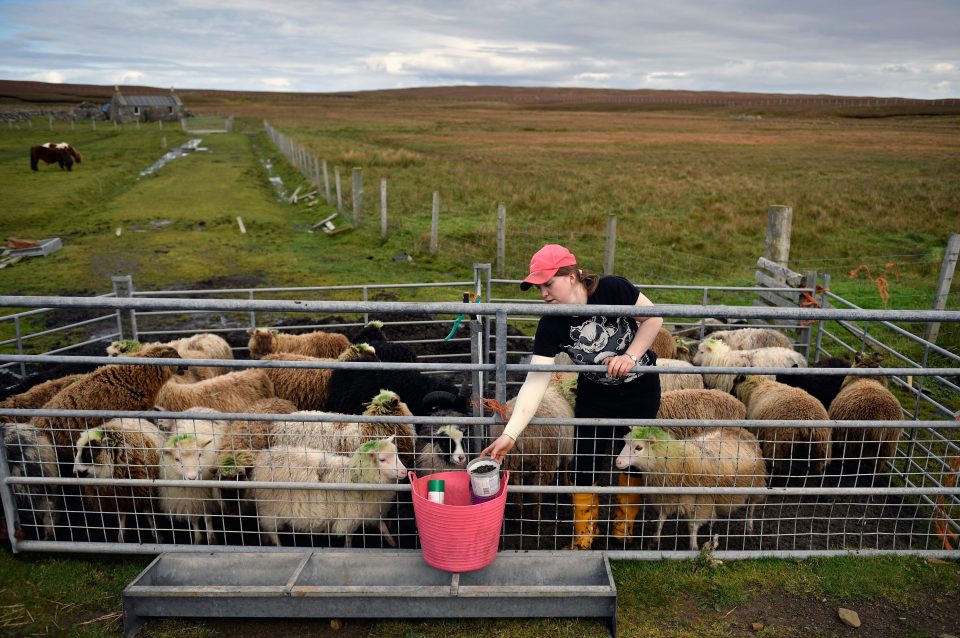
xmin=122 ymin=551 xmax=618 ymax=637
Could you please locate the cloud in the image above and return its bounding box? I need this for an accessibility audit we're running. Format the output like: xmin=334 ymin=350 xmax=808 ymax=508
xmin=30 ymin=70 xmax=63 ymax=83
xmin=260 ymin=77 xmax=291 ymax=89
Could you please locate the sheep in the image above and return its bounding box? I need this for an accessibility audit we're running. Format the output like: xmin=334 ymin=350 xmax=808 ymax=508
xmin=260 ymin=344 xmax=369 ymax=411
xmin=0 ymin=372 xmax=87 ymax=419
xmin=656 ymin=389 xmax=747 ymax=439
xmin=108 ymin=333 xmax=233 ymax=382
xmin=707 ymin=328 xmax=793 ymax=351
xmin=71 ymin=418 xmax=164 ymax=543
xmin=248 ymin=437 xmax=407 ymax=547
xmin=614 ymin=426 xmax=767 ymax=550
xmin=157 ymin=424 xmax=222 ymax=545
xmin=247 ymin=327 xmax=350 ymax=360
xmin=1 ymin=422 xmax=61 ymax=540
xmin=651 ymin=327 xmax=678 ymax=360
xmin=777 ymin=356 xmax=852 ymax=412
xmin=693 ymin=338 xmax=807 ymax=394
xmin=154 ymin=368 xmax=275 ymax=413
xmin=32 ymin=344 xmax=182 ymax=464
xmin=270 ymin=390 xmax=417 ymax=467
xmin=656 ymin=358 xmax=705 ymax=393
xmin=351 ymin=320 xmax=417 ymax=363
xmin=413 ymin=423 xmax=468 ymax=475
xmin=490 ymin=385 xmax=575 ymax=517
xmin=323 ymin=347 xmax=466 ymax=416
xmin=734 ymin=375 xmax=831 ymax=475
xmin=827 ymin=352 xmax=904 ymax=471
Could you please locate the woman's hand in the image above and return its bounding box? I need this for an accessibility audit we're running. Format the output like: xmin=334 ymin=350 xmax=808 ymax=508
xmin=481 ymin=434 xmax=515 ymax=463
xmin=607 ymin=353 xmax=637 ymax=379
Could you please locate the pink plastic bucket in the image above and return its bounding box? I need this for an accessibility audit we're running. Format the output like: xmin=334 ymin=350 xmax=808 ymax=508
xmin=409 ymin=470 xmax=509 ymax=573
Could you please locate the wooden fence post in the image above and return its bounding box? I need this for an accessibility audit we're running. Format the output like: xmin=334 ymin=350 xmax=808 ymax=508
xmin=497 ymin=204 xmax=506 ymax=278
xmin=604 ymin=214 xmax=617 ymax=275
xmin=92 ymin=119 xmax=96 ymax=131
xmin=380 ymin=178 xmax=388 ymax=240
xmin=925 ymin=233 xmax=960 ymax=344
xmin=352 ymin=168 xmax=363 ymax=228
xmin=335 ymin=168 xmax=343 ymax=213
xmin=322 ymin=160 xmax=331 ymax=205
xmin=48 ymin=115 xmax=53 ymax=130
xmin=430 ymin=191 xmax=440 ymax=255
xmin=764 ymin=205 xmax=793 ymax=268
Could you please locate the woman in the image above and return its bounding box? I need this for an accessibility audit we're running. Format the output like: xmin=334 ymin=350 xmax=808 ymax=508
xmin=481 ymin=244 xmax=661 ymax=549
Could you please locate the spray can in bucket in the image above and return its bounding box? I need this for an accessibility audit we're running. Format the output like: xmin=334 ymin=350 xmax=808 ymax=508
xmin=467 ymin=456 xmax=501 ymax=504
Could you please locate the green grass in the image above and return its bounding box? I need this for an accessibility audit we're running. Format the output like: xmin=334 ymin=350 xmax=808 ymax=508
xmin=1 ymin=550 xmax=957 ymax=637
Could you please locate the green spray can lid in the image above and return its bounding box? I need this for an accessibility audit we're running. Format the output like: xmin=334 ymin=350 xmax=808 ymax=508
xmin=427 ymin=479 xmax=445 ymax=492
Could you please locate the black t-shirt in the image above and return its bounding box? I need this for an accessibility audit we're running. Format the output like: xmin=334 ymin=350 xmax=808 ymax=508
xmin=532 ymin=275 xmax=651 ymax=386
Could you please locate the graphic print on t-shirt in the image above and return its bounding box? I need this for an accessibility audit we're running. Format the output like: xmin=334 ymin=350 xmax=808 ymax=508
xmin=566 ymin=315 xmax=640 ymax=385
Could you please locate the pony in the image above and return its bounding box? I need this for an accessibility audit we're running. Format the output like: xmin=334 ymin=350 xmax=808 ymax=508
xmin=30 ymin=143 xmax=82 ymax=172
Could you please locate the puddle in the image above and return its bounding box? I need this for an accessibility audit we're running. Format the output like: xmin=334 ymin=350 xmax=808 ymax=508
xmin=261 ymin=158 xmax=289 ymax=201
xmin=138 ymin=138 xmax=206 ymax=178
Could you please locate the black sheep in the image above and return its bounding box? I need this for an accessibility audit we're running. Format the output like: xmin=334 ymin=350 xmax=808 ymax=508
xmin=777 ymin=356 xmax=851 ymax=411
xmin=324 ymin=351 xmax=467 ymax=416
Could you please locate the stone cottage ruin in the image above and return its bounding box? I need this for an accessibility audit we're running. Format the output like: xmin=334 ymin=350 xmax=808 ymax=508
xmin=109 ymin=86 xmax=185 ymax=123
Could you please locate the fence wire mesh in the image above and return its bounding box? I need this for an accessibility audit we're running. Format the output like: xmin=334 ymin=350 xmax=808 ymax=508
xmin=0 ymin=286 xmax=957 ymax=558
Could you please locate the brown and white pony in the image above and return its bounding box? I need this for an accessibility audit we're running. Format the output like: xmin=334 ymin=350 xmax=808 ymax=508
xmin=30 ymin=142 xmax=82 ymax=171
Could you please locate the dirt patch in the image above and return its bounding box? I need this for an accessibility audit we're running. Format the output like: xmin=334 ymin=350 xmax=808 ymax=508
xmin=724 ymin=586 xmax=960 ymax=637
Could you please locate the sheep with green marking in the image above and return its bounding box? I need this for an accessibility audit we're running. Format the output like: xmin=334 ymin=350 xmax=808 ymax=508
xmin=614 ymin=425 xmax=767 ymax=550
xmin=71 ymin=418 xmax=165 ymax=543
xmin=108 ymin=333 xmax=233 ymax=382
xmin=270 ymin=389 xmax=416 ymax=467
xmin=248 ymin=436 xmax=407 ymax=547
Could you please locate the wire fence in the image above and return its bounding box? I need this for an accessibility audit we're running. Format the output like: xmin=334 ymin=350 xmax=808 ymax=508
xmin=0 ymin=274 xmax=957 ymax=559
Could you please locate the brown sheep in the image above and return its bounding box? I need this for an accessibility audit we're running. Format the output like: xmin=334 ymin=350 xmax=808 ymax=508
xmin=657 ymin=388 xmax=747 ymax=439
xmin=735 ymin=375 xmax=831 ymax=475
xmin=260 ymin=344 xmax=367 ymax=410
xmin=651 ymin=327 xmax=678 ymax=360
xmin=32 ymin=344 xmax=182 ymax=464
xmin=154 ymin=368 xmax=275 ymax=413
xmin=247 ymin=327 xmax=350 ymax=360
xmin=0 ymin=373 xmax=87 ymax=418
xmin=827 ymin=352 xmax=904 ymax=470
xmin=491 ymin=384 xmax=575 ymax=520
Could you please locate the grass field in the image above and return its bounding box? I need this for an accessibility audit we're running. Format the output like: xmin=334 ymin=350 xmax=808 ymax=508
xmin=1 ymin=86 xmax=958 ymax=637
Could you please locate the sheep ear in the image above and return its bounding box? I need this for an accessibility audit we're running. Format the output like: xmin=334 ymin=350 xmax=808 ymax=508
xmin=385 ymin=435 xmax=396 ymax=444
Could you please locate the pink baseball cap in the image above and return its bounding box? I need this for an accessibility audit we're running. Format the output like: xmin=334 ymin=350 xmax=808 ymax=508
xmin=520 ymin=244 xmax=577 ymax=290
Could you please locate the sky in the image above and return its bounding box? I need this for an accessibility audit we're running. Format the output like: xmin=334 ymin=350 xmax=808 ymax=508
xmin=1 ymin=0 xmax=958 ymax=99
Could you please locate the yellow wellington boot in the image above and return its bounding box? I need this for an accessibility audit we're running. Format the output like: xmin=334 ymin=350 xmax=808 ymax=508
xmin=610 ymin=473 xmax=644 ymax=539
xmin=565 ymin=491 xmax=600 ymax=550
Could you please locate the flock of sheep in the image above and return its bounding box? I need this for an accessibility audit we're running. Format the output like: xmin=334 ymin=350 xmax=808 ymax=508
xmin=0 ymin=319 xmax=906 ymax=551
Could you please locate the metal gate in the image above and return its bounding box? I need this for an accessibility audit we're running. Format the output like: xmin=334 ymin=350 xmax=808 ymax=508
xmin=1 ymin=269 xmax=957 ymax=559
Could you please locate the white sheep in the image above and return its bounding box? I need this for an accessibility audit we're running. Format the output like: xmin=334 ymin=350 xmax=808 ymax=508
xmin=248 ymin=437 xmax=407 ymax=547
xmin=156 ymin=414 xmax=224 ymax=545
xmin=108 ymin=333 xmax=233 ymax=382
xmin=615 ymin=426 xmax=767 ymax=550
xmin=656 ymin=358 xmax=705 ymax=393
xmin=705 ymin=328 xmax=793 ymax=351
xmin=270 ymin=389 xmax=417 ymax=467
xmin=693 ymin=338 xmax=807 ymax=393
xmin=72 ymin=418 xmax=165 ymax=543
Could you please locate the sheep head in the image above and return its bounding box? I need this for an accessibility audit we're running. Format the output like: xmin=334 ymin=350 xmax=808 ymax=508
xmin=107 ymin=339 xmax=143 ymax=356
xmin=353 ymin=436 xmax=406 ymax=482
xmin=615 ymin=426 xmax=675 ymax=471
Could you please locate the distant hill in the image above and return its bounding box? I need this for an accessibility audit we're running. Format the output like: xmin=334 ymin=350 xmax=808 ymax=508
xmin=1 ymin=79 xmax=957 ymax=110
